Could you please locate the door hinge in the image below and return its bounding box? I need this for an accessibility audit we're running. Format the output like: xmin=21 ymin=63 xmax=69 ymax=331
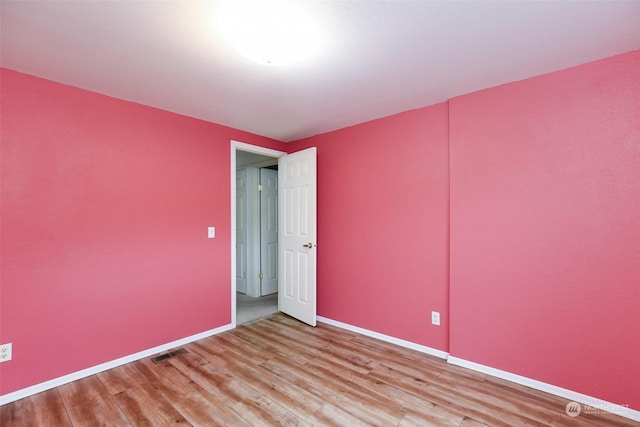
xmin=259 ymin=272 xmax=264 ymax=280
xmin=258 ymin=184 xmax=263 ymax=191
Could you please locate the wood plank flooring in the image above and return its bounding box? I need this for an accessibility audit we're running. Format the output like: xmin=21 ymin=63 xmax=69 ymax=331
xmin=1 ymin=314 xmax=636 ymax=426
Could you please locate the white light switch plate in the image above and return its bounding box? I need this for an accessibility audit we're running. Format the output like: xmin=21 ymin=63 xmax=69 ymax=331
xmin=208 ymin=227 xmax=215 ymax=238
xmin=431 ymin=311 xmax=440 ymax=326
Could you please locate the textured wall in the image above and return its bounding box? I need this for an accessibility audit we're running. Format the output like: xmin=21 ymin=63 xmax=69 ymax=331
xmin=0 ymin=69 xmax=285 ymax=394
xmin=2 ymin=50 xmax=638 ymax=411
xmin=449 ymin=50 xmax=639 ymax=409
xmin=289 ymin=103 xmax=451 ymax=351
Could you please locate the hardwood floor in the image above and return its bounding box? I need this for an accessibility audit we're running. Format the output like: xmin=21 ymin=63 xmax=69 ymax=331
xmin=1 ymin=314 xmax=636 ymax=426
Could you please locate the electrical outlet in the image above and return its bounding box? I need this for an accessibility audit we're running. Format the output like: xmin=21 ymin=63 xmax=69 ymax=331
xmin=208 ymin=226 xmax=216 ymax=238
xmin=0 ymin=343 xmax=12 ymax=362
xmin=431 ymin=311 xmax=440 ymax=326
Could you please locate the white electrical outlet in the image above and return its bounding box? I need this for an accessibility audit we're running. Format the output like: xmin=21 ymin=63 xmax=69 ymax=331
xmin=431 ymin=311 xmax=440 ymax=326
xmin=0 ymin=343 xmax=12 ymax=362
xmin=208 ymin=226 xmax=216 ymax=238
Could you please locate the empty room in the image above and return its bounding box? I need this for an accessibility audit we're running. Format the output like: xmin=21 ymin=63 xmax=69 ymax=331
xmin=1 ymin=1 xmax=639 ymax=426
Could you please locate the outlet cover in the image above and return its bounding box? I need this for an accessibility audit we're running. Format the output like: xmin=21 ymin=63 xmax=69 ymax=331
xmin=0 ymin=343 xmax=12 ymax=362
xmin=431 ymin=311 xmax=440 ymax=326
xmin=208 ymin=226 xmax=216 ymax=238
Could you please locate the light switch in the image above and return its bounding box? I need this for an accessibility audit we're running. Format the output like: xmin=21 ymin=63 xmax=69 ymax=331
xmin=431 ymin=311 xmax=440 ymax=326
xmin=208 ymin=227 xmax=215 ymax=238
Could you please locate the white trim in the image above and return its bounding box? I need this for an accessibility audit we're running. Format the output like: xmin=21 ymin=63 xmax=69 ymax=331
xmin=315 ymin=316 xmax=639 ymax=422
xmin=317 ymin=316 xmax=449 ymax=360
xmin=447 ymin=356 xmax=640 ymax=422
xmin=4 ymin=315 xmax=637 ymax=423
xmin=0 ymin=323 xmax=234 ymax=406
xmin=230 ymin=141 xmax=286 ymax=327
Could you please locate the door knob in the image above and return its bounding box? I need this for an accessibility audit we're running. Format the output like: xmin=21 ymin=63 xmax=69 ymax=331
xmin=303 ymin=242 xmax=315 ymax=248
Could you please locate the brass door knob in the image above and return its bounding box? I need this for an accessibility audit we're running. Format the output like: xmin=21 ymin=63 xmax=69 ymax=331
xmin=303 ymin=242 xmax=315 ymax=248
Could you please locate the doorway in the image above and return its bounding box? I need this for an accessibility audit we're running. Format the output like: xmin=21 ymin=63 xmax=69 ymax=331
xmin=231 ymin=142 xmax=286 ymax=326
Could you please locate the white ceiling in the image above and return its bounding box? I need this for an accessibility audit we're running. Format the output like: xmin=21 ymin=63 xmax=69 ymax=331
xmin=2 ymin=1 xmax=639 ymax=142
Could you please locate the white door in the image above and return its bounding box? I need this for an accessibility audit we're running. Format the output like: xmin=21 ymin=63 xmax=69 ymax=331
xmin=236 ymin=168 xmax=248 ymax=294
xmin=260 ymin=168 xmax=278 ymax=296
xmin=278 ymin=147 xmax=317 ymax=326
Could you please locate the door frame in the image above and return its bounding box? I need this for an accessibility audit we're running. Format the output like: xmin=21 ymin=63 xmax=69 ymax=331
xmin=231 ymin=141 xmax=286 ymax=327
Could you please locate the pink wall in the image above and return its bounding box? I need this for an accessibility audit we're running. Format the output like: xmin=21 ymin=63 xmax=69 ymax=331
xmin=289 ymin=103 xmax=450 ymax=351
xmin=0 ymin=69 xmax=286 ymax=395
xmin=449 ymin=51 xmax=640 ymax=409
xmin=2 ymin=48 xmax=638 ymax=411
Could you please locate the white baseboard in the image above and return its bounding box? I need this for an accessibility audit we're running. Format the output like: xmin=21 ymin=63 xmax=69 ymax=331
xmin=447 ymin=356 xmax=640 ymax=422
xmin=316 ymin=316 xmax=639 ymax=422
xmin=3 ymin=319 xmax=638 ymax=423
xmin=316 ymin=316 xmax=449 ymax=360
xmin=0 ymin=323 xmax=234 ymax=406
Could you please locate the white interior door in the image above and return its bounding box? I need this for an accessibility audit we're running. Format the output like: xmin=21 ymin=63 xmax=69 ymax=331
xmin=278 ymin=147 xmax=317 ymax=326
xmin=260 ymin=168 xmax=278 ymax=296
xmin=235 ymin=168 xmax=248 ymax=294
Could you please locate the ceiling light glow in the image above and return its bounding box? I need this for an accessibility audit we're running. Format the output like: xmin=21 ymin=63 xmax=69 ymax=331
xmin=218 ymin=1 xmax=321 ymax=66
